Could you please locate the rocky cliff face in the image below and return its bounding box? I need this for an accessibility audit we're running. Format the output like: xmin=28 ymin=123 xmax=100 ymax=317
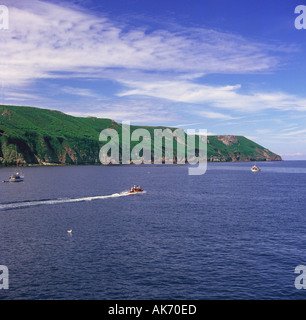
xmin=0 ymin=135 xmax=100 ymax=166
xmin=216 ymin=135 xmax=238 ymax=146
xmin=206 ymin=135 xmax=282 ymax=162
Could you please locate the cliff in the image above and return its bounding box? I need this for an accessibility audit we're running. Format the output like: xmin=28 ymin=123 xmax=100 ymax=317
xmin=0 ymin=105 xmax=282 ymax=166
xmin=206 ymin=135 xmax=282 ymax=162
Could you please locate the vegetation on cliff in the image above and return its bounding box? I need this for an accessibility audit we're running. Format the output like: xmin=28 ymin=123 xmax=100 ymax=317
xmin=0 ymin=105 xmax=282 ymax=166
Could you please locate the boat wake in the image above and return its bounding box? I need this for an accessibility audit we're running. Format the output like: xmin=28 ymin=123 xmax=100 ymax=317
xmin=0 ymin=190 xmax=146 ymax=211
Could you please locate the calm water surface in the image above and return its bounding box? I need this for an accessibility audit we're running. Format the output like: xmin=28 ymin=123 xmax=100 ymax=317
xmin=0 ymin=161 xmax=306 ymax=300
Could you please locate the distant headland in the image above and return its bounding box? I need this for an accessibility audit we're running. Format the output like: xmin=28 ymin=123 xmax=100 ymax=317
xmin=0 ymin=105 xmax=282 ymax=166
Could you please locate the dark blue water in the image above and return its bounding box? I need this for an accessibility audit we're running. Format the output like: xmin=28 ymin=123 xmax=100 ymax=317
xmin=1 ymin=161 xmax=306 ymax=300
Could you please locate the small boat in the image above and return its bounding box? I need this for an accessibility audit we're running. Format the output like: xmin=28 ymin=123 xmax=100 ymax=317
xmin=251 ymin=165 xmax=261 ymax=173
xmin=9 ymin=150 xmax=24 ymax=182
xmin=9 ymin=173 xmax=24 ymax=182
xmin=128 ymin=186 xmax=144 ymax=193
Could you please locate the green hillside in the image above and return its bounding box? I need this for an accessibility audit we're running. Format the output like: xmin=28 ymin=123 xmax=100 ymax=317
xmin=0 ymin=105 xmax=282 ymax=166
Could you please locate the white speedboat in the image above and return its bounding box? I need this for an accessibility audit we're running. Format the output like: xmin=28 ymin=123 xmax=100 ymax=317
xmin=251 ymin=165 xmax=261 ymax=173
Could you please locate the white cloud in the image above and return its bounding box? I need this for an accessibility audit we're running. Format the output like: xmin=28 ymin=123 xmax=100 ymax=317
xmin=61 ymin=87 xmax=104 ymax=99
xmin=2 ymin=91 xmax=42 ymax=101
xmin=66 ymin=98 xmax=179 ymax=124
xmin=280 ymin=152 xmax=304 ymax=157
xmin=119 ymin=80 xmax=306 ymax=113
xmin=0 ymin=0 xmax=284 ymax=88
xmin=282 ymin=126 xmax=299 ymax=132
xmin=281 ymin=129 xmax=306 ymax=136
xmin=173 ymin=121 xmax=208 ymax=127
xmin=195 ymin=110 xmax=240 ymax=120
xmin=256 ymin=129 xmax=273 ymax=134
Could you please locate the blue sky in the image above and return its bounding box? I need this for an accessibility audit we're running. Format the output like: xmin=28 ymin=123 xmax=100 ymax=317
xmin=1 ymin=0 xmax=306 ymax=159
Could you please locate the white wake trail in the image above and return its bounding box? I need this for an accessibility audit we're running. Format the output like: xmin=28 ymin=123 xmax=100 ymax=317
xmin=0 ymin=191 xmax=145 ymax=211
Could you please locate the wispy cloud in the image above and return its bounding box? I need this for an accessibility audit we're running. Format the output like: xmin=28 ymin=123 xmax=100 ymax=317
xmin=61 ymin=87 xmax=104 ymax=99
xmin=119 ymin=80 xmax=306 ymax=113
xmin=66 ymin=97 xmax=179 ymax=124
xmin=2 ymin=91 xmax=42 ymax=102
xmin=280 ymin=152 xmax=304 ymax=157
xmin=0 ymin=0 xmax=286 ymax=88
xmin=195 ymin=110 xmax=240 ymax=120
xmin=281 ymin=129 xmax=306 ymax=136
xmin=174 ymin=121 xmax=208 ymax=128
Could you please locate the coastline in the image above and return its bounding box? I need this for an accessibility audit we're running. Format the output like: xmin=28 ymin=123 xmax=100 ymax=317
xmin=0 ymin=158 xmax=284 ymax=169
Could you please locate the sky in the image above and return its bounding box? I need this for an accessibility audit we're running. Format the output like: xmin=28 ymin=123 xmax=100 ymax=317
xmin=0 ymin=0 xmax=306 ymax=159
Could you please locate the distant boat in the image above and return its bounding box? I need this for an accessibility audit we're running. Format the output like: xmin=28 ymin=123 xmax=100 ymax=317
xmin=251 ymin=165 xmax=261 ymax=173
xmin=9 ymin=150 xmax=24 ymax=182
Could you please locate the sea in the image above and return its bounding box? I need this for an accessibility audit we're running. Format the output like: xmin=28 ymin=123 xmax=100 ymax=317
xmin=0 ymin=161 xmax=306 ymax=300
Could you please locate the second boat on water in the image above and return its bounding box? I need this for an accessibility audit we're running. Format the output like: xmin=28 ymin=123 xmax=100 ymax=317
xmin=9 ymin=150 xmax=24 ymax=182
xmin=251 ymin=165 xmax=261 ymax=173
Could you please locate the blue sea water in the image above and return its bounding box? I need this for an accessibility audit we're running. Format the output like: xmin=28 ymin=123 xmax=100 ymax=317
xmin=0 ymin=161 xmax=306 ymax=300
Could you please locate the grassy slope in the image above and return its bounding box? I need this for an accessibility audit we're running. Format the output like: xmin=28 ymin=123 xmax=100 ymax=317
xmin=206 ymin=136 xmax=275 ymax=161
xmin=0 ymin=105 xmax=113 ymax=139
xmin=0 ymin=105 xmax=112 ymax=164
